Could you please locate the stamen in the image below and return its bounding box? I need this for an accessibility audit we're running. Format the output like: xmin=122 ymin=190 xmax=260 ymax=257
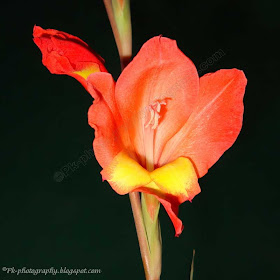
xmin=144 ymin=99 xmax=168 ymax=171
xmin=144 ymin=100 xmax=167 ymax=130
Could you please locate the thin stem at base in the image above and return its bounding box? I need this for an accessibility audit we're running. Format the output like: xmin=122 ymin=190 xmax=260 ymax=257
xmin=129 ymin=192 xmax=151 ymax=279
xmin=190 ymin=249 xmax=195 ymax=280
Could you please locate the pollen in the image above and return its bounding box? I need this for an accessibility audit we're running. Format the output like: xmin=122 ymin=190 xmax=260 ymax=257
xmin=145 ymin=100 xmax=167 ymax=130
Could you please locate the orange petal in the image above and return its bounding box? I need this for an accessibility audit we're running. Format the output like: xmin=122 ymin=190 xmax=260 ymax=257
xmin=159 ymin=69 xmax=247 ymax=177
xmin=33 ymin=26 xmax=107 ymax=90
xmin=87 ymin=73 xmax=123 ymax=169
xmin=115 ymin=36 xmax=199 ymax=166
xmin=87 ymin=72 xmax=135 ymax=168
xmin=156 ymin=196 xmax=183 ymax=237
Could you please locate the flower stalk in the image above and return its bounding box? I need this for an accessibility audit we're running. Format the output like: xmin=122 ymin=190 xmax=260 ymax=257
xmin=103 ymin=1 xmax=162 ymax=279
xmin=142 ymin=193 xmax=162 ymax=280
xmin=103 ymin=0 xmax=132 ymax=69
xmin=129 ymin=192 xmax=152 ymax=278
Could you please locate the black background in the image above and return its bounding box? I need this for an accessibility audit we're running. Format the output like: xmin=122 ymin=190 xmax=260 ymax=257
xmin=1 ymin=0 xmax=279 ymax=279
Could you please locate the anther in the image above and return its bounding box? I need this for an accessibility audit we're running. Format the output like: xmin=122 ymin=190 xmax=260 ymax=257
xmin=144 ymin=100 xmax=167 ymax=130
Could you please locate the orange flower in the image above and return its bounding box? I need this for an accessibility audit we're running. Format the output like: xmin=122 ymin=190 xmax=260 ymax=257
xmin=34 ymin=26 xmax=247 ymax=236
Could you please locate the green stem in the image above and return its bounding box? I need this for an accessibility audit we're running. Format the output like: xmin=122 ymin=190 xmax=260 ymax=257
xmin=141 ymin=193 xmax=162 ymax=280
xmin=129 ymin=192 xmax=152 ymax=279
xmin=103 ymin=0 xmax=132 ymax=68
xmin=190 ymin=249 xmax=195 ymax=280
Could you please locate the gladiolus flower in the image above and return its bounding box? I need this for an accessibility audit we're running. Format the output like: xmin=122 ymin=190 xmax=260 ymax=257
xmin=34 ymin=26 xmax=247 ymax=236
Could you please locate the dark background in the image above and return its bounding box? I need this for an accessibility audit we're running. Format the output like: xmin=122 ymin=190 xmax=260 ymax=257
xmin=1 ymin=0 xmax=279 ymax=279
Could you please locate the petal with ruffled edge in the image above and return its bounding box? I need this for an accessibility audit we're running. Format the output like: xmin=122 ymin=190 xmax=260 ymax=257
xmin=159 ymin=69 xmax=247 ymax=177
xmin=33 ymin=26 xmax=107 ymax=90
xmin=87 ymin=73 xmax=123 ymax=169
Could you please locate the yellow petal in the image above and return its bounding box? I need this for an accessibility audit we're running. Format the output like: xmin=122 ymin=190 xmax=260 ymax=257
xmin=102 ymin=151 xmax=200 ymax=237
xmin=151 ymin=157 xmax=198 ymax=202
xmin=102 ymin=152 xmax=199 ymax=201
xmin=101 ymin=152 xmax=151 ymax=194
